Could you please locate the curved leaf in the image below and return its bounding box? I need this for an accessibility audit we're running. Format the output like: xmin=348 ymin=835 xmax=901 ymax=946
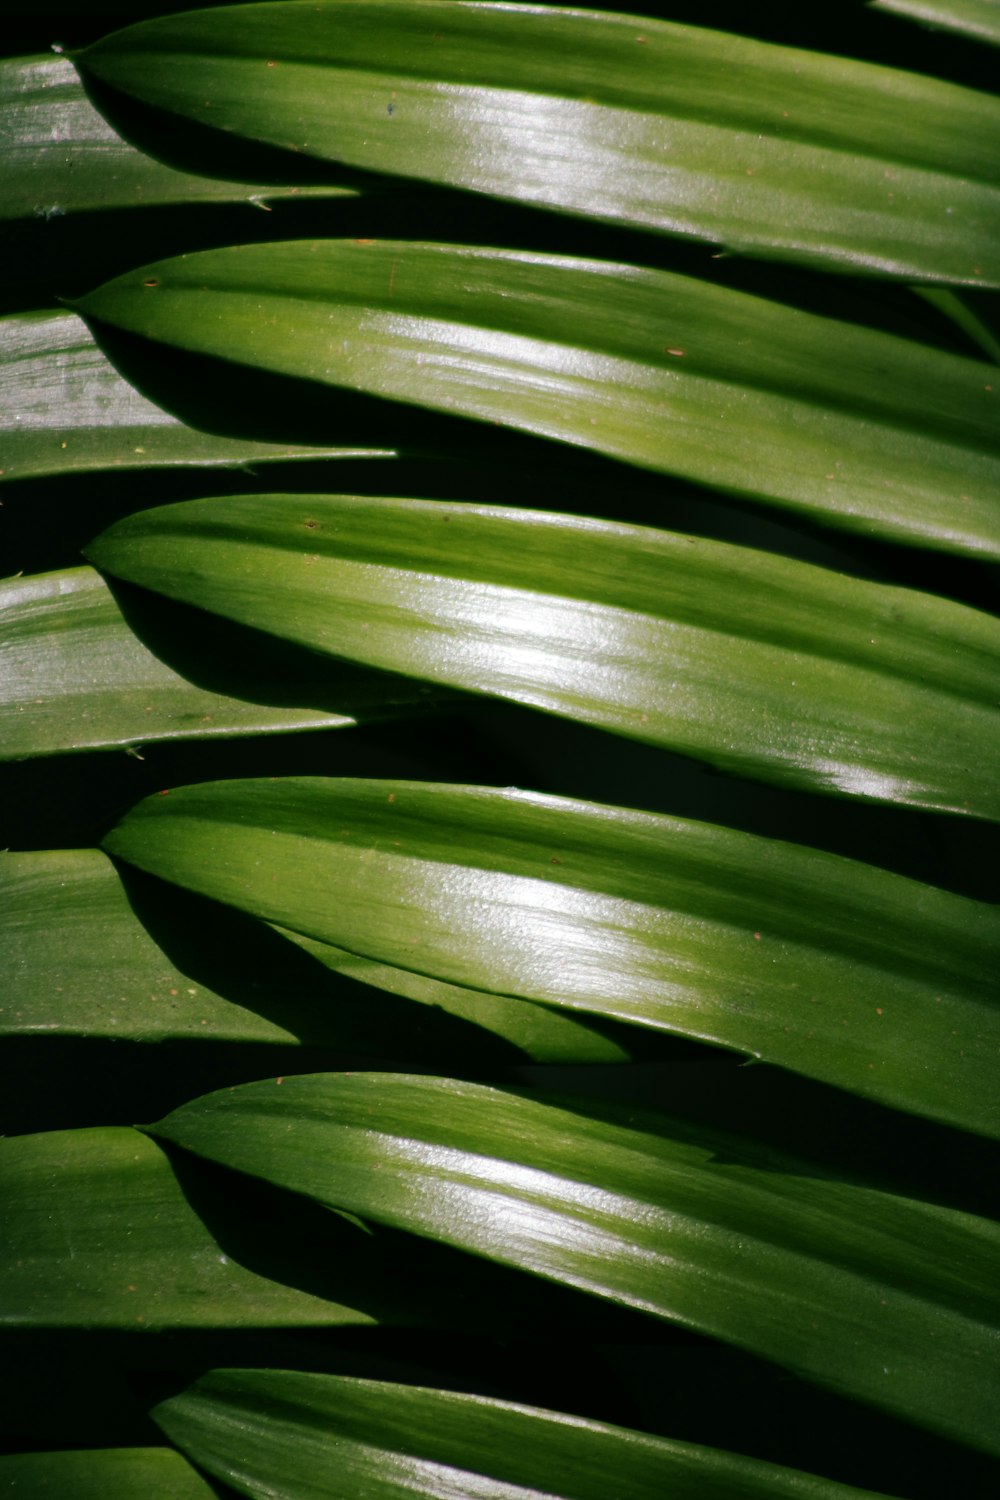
xmin=0 ymin=53 xmax=357 ymax=223
xmin=0 ymin=566 xmax=422 ymax=759
xmin=0 ymin=1448 xmax=217 ymax=1500
xmin=0 ymin=1126 xmax=379 ymax=1328
xmin=87 ymin=492 xmax=1000 ymax=817
xmin=148 ymin=1073 xmax=1000 ymax=1454
xmin=871 ymin=0 xmax=1000 ymax=48
xmin=154 ymin=1368 xmax=901 ymax=1500
xmin=1 ymin=847 xmax=644 ymax=1060
xmin=76 ymin=0 xmax=1000 ymax=285
xmin=0 ymin=309 xmax=391 ymax=482
xmin=102 ymin=777 xmax=1000 ymax=1135
xmin=73 ymin=242 xmax=1000 ymax=556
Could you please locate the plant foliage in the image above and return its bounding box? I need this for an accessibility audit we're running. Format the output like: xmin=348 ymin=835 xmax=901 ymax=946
xmin=1 ymin=3 xmax=998 ymax=1498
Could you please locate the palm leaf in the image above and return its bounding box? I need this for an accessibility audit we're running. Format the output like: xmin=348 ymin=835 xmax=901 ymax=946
xmin=73 ymin=241 xmax=1000 ymax=554
xmin=154 ymin=1368 xmax=902 ymax=1500
xmin=0 ymin=53 xmax=358 ymax=224
xmin=0 ymin=308 xmax=392 ymax=481
xmin=0 ymin=1448 xmax=217 ymax=1499
xmin=2 ymin=847 xmax=647 ymax=1059
xmin=0 ymin=565 xmax=431 ymax=759
xmin=86 ymin=491 xmax=1000 ymax=816
xmin=76 ymin=0 xmax=1000 ymax=284
xmin=102 ymin=776 xmax=1000 ymax=1135
xmin=147 ymin=1072 xmax=1000 ymax=1454
xmin=870 ymin=0 xmax=1000 ymax=47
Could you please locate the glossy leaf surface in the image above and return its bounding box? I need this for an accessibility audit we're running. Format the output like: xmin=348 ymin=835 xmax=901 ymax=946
xmin=2 ymin=847 xmax=642 ymax=1059
xmin=0 ymin=309 xmax=391 ymax=481
xmin=872 ymin=0 xmax=1000 ymax=47
xmin=0 ymin=566 xmax=392 ymax=758
xmin=0 ymin=1448 xmax=217 ymax=1499
xmin=74 ymin=242 xmax=1000 ymax=555
xmin=0 ymin=53 xmax=356 ymax=223
xmin=77 ymin=0 xmax=1000 ymax=284
xmin=103 ymin=777 xmax=1000 ymax=1135
xmin=87 ymin=492 xmax=1000 ymax=817
xmin=155 ymin=1368 xmax=900 ymax=1500
xmin=149 ymin=1073 xmax=1000 ymax=1454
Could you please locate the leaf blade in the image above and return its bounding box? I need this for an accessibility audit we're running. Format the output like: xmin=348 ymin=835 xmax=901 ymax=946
xmin=73 ymin=242 xmax=1000 ymax=555
xmin=1 ymin=847 xmax=646 ymax=1060
xmin=86 ymin=492 xmax=1000 ymax=817
xmin=77 ymin=0 xmax=1000 ymax=284
xmin=0 ymin=309 xmax=392 ymax=482
xmin=154 ymin=1368 xmax=902 ymax=1500
xmin=148 ymin=1073 xmax=1000 ymax=1454
xmin=102 ymin=777 xmax=1000 ymax=1135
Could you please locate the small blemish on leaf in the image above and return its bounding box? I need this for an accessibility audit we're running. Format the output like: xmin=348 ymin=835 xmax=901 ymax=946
xmin=143 ymin=279 xmax=159 ymax=288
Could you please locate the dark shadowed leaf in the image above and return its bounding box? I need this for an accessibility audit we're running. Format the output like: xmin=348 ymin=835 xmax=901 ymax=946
xmin=154 ymin=1368 xmax=902 ymax=1500
xmin=73 ymin=242 xmax=1000 ymax=555
xmin=0 ymin=1448 xmax=217 ymax=1499
xmin=103 ymin=777 xmax=1000 ymax=1135
xmin=148 ymin=1073 xmax=1000 ymax=1454
xmin=77 ymin=0 xmax=1000 ymax=284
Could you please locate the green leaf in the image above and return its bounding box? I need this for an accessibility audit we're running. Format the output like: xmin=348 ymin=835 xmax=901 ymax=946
xmin=102 ymin=777 xmax=1000 ymax=1135
xmin=0 ymin=53 xmax=358 ymax=223
xmin=2 ymin=847 xmax=645 ymax=1060
xmin=0 ymin=1448 xmax=218 ymax=1500
xmin=0 ymin=566 xmax=429 ymax=759
xmin=870 ymin=0 xmax=1000 ymax=48
xmin=86 ymin=492 xmax=1000 ymax=817
xmin=72 ymin=242 xmax=1000 ymax=556
xmin=154 ymin=1368 xmax=901 ymax=1500
xmin=148 ymin=1073 xmax=1000 ymax=1454
xmin=0 ymin=309 xmax=392 ymax=482
xmin=76 ymin=0 xmax=1000 ymax=285
xmin=0 ymin=1126 xmax=385 ymax=1328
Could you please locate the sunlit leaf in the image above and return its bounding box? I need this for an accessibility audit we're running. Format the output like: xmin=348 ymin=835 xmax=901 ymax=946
xmin=0 ymin=566 xmax=427 ymax=758
xmin=155 ymin=1368 xmax=902 ymax=1500
xmin=2 ymin=847 xmax=644 ymax=1060
xmin=73 ymin=242 xmax=1000 ymax=555
xmin=87 ymin=492 xmax=1000 ymax=816
xmin=103 ymin=777 xmax=1000 ymax=1135
xmin=870 ymin=0 xmax=1000 ymax=48
xmin=76 ymin=0 xmax=1000 ymax=284
xmin=0 ymin=309 xmax=391 ymax=481
xmin=149 ymin=1072 xmax=1000 ymax=1454
xmin=0 ymin=53 xmax=357 ymax=223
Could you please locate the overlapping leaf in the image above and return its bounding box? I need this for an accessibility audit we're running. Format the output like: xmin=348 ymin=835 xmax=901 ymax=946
xmin=154 ymin=1368 xmax=901 ymax=1500
xmin=87 ymin=492 xmax=1000 ymax=816
xmin=0 ymin=53 xmax=357 ymax=223
xmin=0 ymin=309 xmax=392 ymax=481
xmin=0 ymin=1448 xmax=218 ymax=1500
xmin=2 ymin=847 xmax=644 ymax=1059
xmin=0 ymin=566 xmax=395 ymax=758
xmin=73 ymin=241 xmax=1000 ymax=554
xmin=148 ymin=1073 xmax=1000 ymax=1453
xmin=76 ymin=0 xmax=1000 ymax=283
xmin=0 ymin=1126 xmax=377 ymax=1328
xmin=102 ymin=777 xmax=1000 ymax=1135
